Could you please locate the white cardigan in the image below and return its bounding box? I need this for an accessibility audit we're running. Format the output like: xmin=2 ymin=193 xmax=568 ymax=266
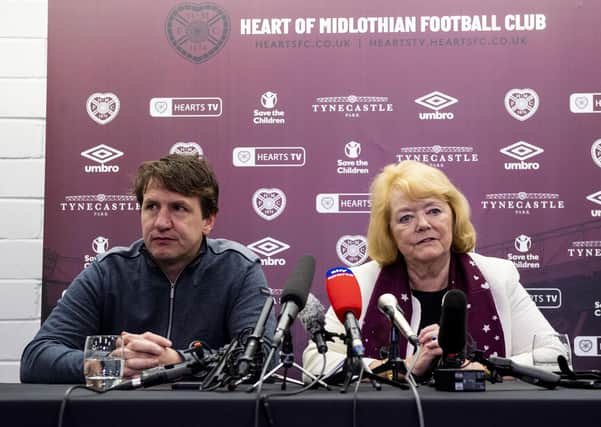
xmin=302 ymin=252 xmax=557 ymax=376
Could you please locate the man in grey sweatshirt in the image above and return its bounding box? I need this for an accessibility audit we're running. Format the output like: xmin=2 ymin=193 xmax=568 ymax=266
xmin=21 ymin=154 xmax=275 ymax=384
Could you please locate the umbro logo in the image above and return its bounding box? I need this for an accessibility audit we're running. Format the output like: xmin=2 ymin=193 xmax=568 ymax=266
xmin=500 ymin=141 xmax=544 ymax=161
xmin=415 ymin=91 xmax=457 ymax=120
xmin=81 ymin=144 xmax=124 ymax=164
xmin=247 ymin=237 xmax=290 ymax=257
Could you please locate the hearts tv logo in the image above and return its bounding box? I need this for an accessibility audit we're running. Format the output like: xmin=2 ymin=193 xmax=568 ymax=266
xmin=252 ymin=188 xmax=286 ymax=221
xmin=154 ymin=102 xmax=168 ymax=114
xmin=336 ymin=235 xmax=368 ymax=267
xmin=86 ymin=93 xmax=120 ymax=125
xmin=320 ymin=197 xmax=335 ymax=210
xmin=579 ymin=339 xmax=593 ymax=353
xmin=165 ymin=2 xmax=230 ymax=64
xmin=504 ymin=88 xmax=539 ymax=121
xmin=574 ymin=96 xmax=588 ymax=110
xmin=237 ymin=150 xmax=251 ymax=163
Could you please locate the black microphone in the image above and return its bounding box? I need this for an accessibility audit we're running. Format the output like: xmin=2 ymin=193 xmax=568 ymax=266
xmin=111 ymin=344 xmax=218 ymax=390
xmin=237 ymin=294 xmax=274 ymax=377
xmin=377 ymin=293 xmax=420 ymax=348
xmin=434 ymin=289 xmax=487 ymax=391
xmin=298 ymin=293 xmax=328 ymax=354
xmin=271 ymin=255 xmax=315 ymax=349
xmin=438 ymin=289 xmax=467 ymax=369
xmin=486 ymin=356 xmax=560 ymax=389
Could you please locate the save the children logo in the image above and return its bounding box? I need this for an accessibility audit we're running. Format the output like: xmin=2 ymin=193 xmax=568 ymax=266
xmin=508 ymin=234 xmax=540 ymax=269
xmin=84 ymin=236 xmax=110 ymax=268
xmin=337 ymin=141 xmax=369 ymax=175
xmin=253 ymin=91 xmax=286 ymax=125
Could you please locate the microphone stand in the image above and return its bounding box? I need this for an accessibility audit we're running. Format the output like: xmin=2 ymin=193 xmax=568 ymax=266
xmin=199 ymin=337 xmax=240 ymax=390
xmin=339 ymin=331 xmax=408 ymax=393
xmin=370 ymin=326 xmax=409 ymax=384
xmin=248 ymin=331 xmax=330 ymax=391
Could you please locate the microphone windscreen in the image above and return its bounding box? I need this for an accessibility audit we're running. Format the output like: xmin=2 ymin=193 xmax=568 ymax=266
xmin=438 ymin=289 xmax=467 ymax=354
xmin=298 ymin=293 xmax=326 ymax=332
xmin=280 ymin=255 xmax=315 ymax=310
xmin=325 ymin=267 xmax=362 ymax=322
xmin=377 ymin=293 xmax=398 ymax=313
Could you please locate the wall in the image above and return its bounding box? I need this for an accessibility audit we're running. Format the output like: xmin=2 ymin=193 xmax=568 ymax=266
xmin=0 ymin=0 xmax=47 ymax=382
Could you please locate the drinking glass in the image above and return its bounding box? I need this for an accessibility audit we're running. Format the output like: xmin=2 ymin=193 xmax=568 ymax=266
xmin=532 ymin=333 xmax=572 ymax=372
xmin=83 ymin=335 xmax=125 ymax=390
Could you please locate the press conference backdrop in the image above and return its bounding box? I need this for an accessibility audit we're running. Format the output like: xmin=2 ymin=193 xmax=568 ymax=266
xmin=43 ymin=0 xmax=601 ymax=369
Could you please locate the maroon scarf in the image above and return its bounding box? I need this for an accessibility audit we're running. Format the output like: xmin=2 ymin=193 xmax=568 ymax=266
xmin=362 ymin=252 xmax=505 ymax=359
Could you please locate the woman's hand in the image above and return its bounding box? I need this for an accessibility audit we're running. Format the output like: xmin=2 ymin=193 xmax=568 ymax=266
xmin=405 ymin=323 xmax=442 ymax=377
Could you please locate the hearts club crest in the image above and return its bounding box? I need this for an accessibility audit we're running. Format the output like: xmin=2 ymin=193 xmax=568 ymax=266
xmin=165 ymin=2 xmax=230 ymax=64
xmin=504 ymin=88 xmax=539 ymax=121
xmin=252 ymin=188 xmax=286 ymax=221
xmin=86 ymin=93 xmax=120 ymax=125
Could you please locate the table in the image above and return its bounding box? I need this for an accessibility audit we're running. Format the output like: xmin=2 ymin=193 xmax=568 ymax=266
xmin=2 ymin=380 xmax=600 ymax=427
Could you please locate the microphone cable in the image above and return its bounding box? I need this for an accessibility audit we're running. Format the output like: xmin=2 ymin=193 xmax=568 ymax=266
xmin=405 ymin=343 xmax=425 ymax=427
xmin=262 ymin=352 xmax=328 ymax=427
xmin=204 ymin=327 xmax=260 ymax=391
xmin=253 ymin=346 xmax=278 ymax=427
xmin=57 ymin=384 xmax=106 ymax=427
xmin=405 ymin=367 xmax=425 ymax=427
xmin=405 ymin=343 xmax=422 ymax=387
xmin=351 ymin=359 xmax=366 ymax=427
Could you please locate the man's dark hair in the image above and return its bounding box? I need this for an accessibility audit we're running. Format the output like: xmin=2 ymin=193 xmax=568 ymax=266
xmin=133 ymin=154 xmax=219 ymax=218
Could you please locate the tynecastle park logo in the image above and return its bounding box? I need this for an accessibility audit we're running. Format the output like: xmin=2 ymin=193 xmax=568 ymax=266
xmin=165 ymin=2 xmax=230 ymax=64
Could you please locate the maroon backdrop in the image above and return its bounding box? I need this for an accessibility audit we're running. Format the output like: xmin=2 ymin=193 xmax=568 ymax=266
xmin=44 ymin=0 xmax=601 ymax=368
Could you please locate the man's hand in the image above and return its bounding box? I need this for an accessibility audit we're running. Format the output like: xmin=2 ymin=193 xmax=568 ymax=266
xmin=121 ymin=331 xmax=183 ymax=378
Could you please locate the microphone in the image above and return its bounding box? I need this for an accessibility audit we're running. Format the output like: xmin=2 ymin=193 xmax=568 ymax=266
xmin=237 ymin=294 xmax=274 ymax=377
xmin=111 ymin=343 xmax=218 ymax=390
xmin=433 ymin=289 xmax=486 ymax=391
xmin=377 ymin=293 xmax=419 ymax=348
xmin=298 ymin=293 xmax=328 ymax=354
xmin=438 ymin=289 xmax=467 ymax=369
xmin=271 ymin=255 xmax=315 ymax=349
xmin=486 ymin=356 xmax=560 ymax=389
xmin=325 ymin=267 xmax=365 ymax=357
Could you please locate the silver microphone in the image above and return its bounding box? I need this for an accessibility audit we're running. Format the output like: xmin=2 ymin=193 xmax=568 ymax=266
xmin=377 ymin=293 xmax=420 ymax=347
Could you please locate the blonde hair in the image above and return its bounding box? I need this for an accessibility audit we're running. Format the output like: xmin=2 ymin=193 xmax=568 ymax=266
xmin=367 ymin=160 xmax=476 ymax=266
